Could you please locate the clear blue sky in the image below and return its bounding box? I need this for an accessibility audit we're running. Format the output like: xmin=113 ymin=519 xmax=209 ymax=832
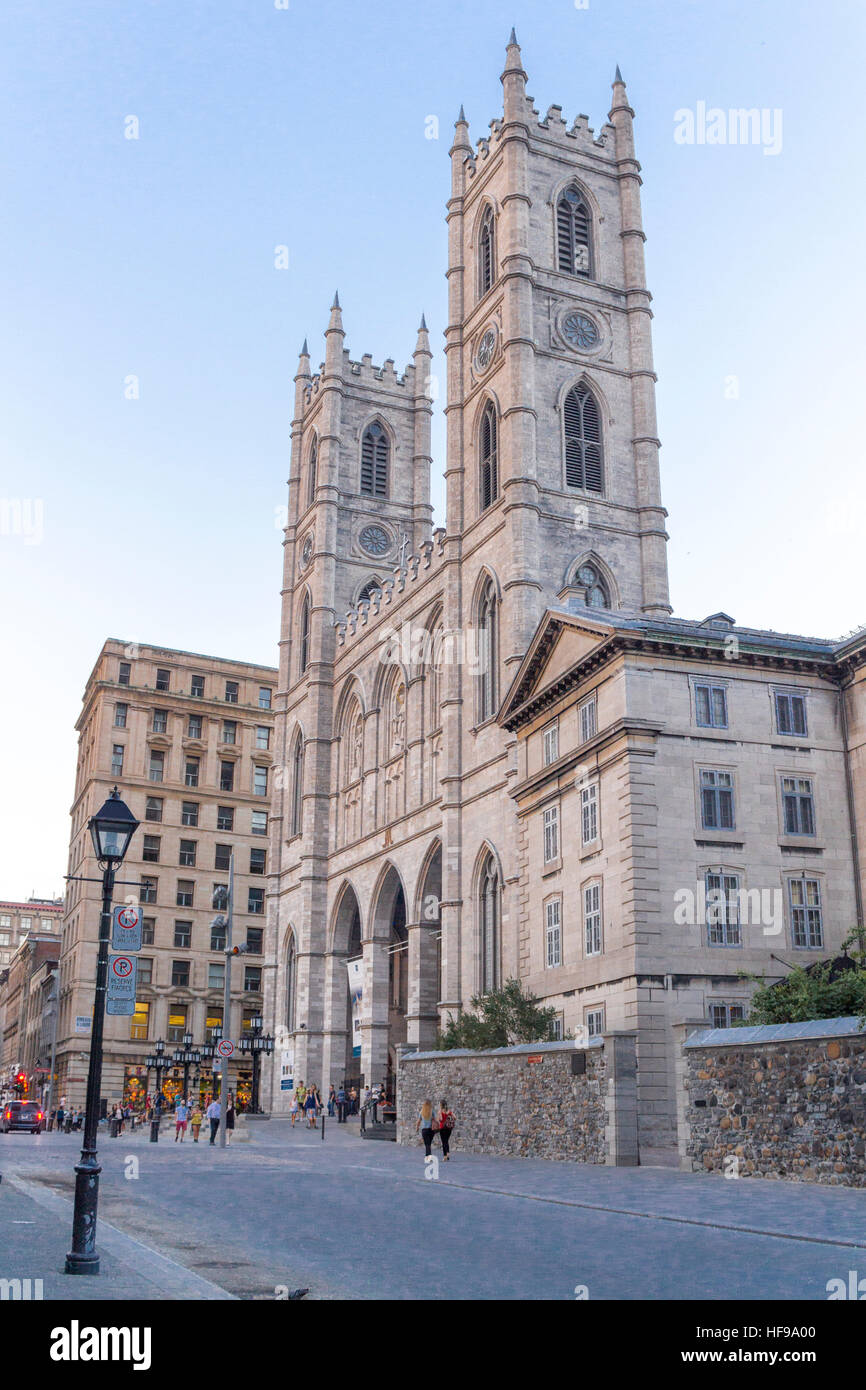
xmin=1 ymin=0 xmax=863 ymax=901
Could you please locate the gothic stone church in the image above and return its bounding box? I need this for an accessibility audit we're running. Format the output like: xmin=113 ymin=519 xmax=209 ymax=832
xmin=262 ymin=36 xmax=866 ymax=1149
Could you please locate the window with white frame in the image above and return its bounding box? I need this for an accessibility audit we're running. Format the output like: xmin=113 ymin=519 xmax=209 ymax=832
xmin=584 ymin=882 xmax=602 ymax=956
xmin=579 ymin=697 xmax=597 ymax=744
xmin=549 ymin=1014 xmax=564 ymax=1041
xmin=694 ymin=682 xmax=728 ymax=729
xmin=781 ymin=776 xmax=815 ymax=836
xmin=774 ymin=689 xmax=807 ymax=738
xmin=710 ymin=1002 xmax=746 ymax=1029
xmin=788 ymin=876 xmax=823 ymax=948
xmin=542 ymin=723 xmax=559 ymax=767
xmin=580 ymin=782 xmax=599 ymax=845
xmin=545 ymin=898 xmax=562 ymax=967
xmin=543 ymin=805 xmax=560 ymax=864
xmin=585 ymin=1005 xmax=605 ymax=1038
xmin=700 ymin=768 xmax=734 ymax=830
xmin=705 ymin=870 xmax=742 ymax=947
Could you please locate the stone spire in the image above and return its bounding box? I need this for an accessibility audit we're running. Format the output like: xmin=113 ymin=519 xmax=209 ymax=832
xmin=325 ymin=291 xmax=344 ymax=373
xmin=501 ymin=26 xmax=527 ymax=120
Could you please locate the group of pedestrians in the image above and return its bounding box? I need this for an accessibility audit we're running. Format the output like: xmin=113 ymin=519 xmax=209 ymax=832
xmin=289 ymin=1082 xmax=324 ymax=1128
xmin=415 ymin=1099 xmax=456 ymax=1159
xmin=48 ymin=1101 xmax=84 ymax=1132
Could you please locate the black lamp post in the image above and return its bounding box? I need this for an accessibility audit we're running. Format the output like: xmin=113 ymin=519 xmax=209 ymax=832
xmin=65 ymin=787 xmax=139 ymax=1276
xmin=144 ymin=1041 xmax=167 ymax=1141
xmin=173 ymin=1033 xmax=199 ymax=1100
xmin=240 ymin=1014 xmax=274 ymax=1115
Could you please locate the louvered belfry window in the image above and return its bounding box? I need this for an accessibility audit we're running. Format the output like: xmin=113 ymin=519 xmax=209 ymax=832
xmin=479 ymin=207 xmax=495 ymax=297
xmin=564 ymin=383 xmax=603 ymax=492
xmin=556 ymin=187 xmax=592 ymax=276
xmin=361 ymin=422 xmax=389 ymax=496
xmin=479 ymin=403 xmax=498 ymax=511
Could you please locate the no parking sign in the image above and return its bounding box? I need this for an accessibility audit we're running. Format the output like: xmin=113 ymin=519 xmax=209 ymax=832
xmin=111 ymin=903 xmax=142 ymax=952
xmin=106 ymin=953 xmax=137 ymax=1015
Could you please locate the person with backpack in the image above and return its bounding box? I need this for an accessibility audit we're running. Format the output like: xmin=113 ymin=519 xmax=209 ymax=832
xmin=438 ymin=1099 xmax=455 ymax=1160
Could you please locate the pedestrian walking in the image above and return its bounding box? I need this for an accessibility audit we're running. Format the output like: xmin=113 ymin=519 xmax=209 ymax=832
xmin=190 ymin=1104 xmax=203 ymax=1142
xmin=437 ymin=1100 xmax=455 ymax=1161
xmin=327 ymin=1084 xmax=336 ymax=1118
xmin=416 ymin=1100 xmax=435 ymax=1157
xmin=336 ymin=1084 xmax=347 ymax=1123
xmin=206 ymin=1097 xmax=221 ymax=1145
xmin=56 ymin=1104 xmax=65 ymax=1131
xmin=225 ymin=1092 xmax=236 ymax=1145
xmin=174 ymin=1098 xmax=189 ymax=1142
xmin=290 ymin=1091 xmax=300 ymax=1126
xmin=349 ymin=1086 xmax=358 ymax=1115
xmin=304 ymin=1085 xmax=319 ymax=1129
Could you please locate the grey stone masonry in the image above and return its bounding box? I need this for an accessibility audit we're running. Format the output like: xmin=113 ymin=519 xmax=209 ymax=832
xmin=676 ymin=1016 xmax=866 ymax=1186
xmin=397 ymin=1036 xmax=639 ymax=1165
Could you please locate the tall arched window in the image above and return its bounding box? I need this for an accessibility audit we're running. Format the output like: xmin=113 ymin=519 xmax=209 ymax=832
xmin=574 ymin=562 xmax=609 ymax=609
xmin=556 ymin=186 xmax=592 ymax=277
xmin=361 ymin=422 xmax=389 ymax=497
xmin=479 ymin=403 xmax=498 ymax=511
xmin=357 ymin=579 xmax=382 ymax=605
xmin=299 ymin=593 xmax=311 ymax=674
xmin=477 ymin=577 xmax=498 ymax=722
xmin=285 ymin=932 xmax=297 ymax=1030
xmin=479 ymin=852 xmax=501 ymax=994
xmin=290 ymin=734 xmax=304 ymax=837
xmin=478 ymin=205 xmax=495 ymax=297
xmin=564 ymin=383 xmax=603 ymax=492
xmin=307 ymin=437 xmax=317 ymax=509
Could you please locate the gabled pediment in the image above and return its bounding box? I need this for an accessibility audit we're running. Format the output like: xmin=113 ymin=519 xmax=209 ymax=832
xmin=499 ymin=609 xmax=616 ymax=727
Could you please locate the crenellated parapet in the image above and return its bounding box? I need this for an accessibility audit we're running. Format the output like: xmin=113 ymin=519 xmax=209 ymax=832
xmin=335 ymin=527 xmax=447 ymax=646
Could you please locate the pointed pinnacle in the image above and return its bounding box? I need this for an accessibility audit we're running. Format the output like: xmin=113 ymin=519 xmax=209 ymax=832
xmin=300 ymin=338 xmax=309 ymax=356
xmin=331 ymin=290 xmax=341 ymax=310
xmin=457 ymin=103 xmax=466 ymax=124
xmin=615 ymin=65 xmax=624 ymax=83
xmin=509 ymin=26 xmax=518 ymax=45
xmin=419 ymin=313 xmax=428 ymax=332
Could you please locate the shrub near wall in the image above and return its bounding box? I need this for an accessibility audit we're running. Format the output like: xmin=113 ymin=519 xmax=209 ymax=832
xmin=679 ymin=1017 xmax=866 ymax=1186
xmin=397 ymin=1040 xmax=610 ymax=1163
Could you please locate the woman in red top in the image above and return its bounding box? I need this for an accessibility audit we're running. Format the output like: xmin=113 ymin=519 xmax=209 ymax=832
xmin=437 ymin=1100 xmax=455 ymax=1160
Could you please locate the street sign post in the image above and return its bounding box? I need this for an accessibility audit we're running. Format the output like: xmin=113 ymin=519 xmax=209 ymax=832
xmin=106 ymin=954 xmax=137 ymax=1015
xmin=111 ymin=904 xmax=142 ymax=952
xmin=215 ymin=1038 xmax=235 ymax=1060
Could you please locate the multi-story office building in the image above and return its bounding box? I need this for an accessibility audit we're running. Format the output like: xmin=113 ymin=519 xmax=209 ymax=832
xmin=0 ymin=898 xmax=63 ymax=968
xmin=57 ymin=639 xmax=277 ymax=1110
xmin=0 ymin=930 xmax=61 ymax=1102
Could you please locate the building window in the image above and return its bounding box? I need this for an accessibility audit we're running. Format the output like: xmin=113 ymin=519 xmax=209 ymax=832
xmin=191 ymin=674 xmax=205 ymax=699
xmin=210 ymin=919 xmax=226 ymax=951
xmin=130 ymin=1001 xmax=149 ymax=1041
xmin=478 ymin=205 xmax=495 ymax=297
xmin=114 ymin=703 xmax=128 ymax=728
xmin=155 ymin=668 xmax=170 ymax=692
xmin=290 ymin=736 xmax=304 ymax=837
xmin=148 ymin=749 xmax=164 ymax=783
xmin=179 ymin=839 xmax=197 ymax=868
xmin=259 ymin=687 xmax=272 ymax=710
xmin=216 ymin=760 xmax=232 ymax=793
xmin=205 ymin=1010 xmax=223 ymax=1040
xmin=168 ymin=1005 xmax=188 ymax=1039
xmin=789 ymin=877 xmax=823 ymax=949
xmin=479 ymin=852 xmax=500 ymax=994
xmin=208 ymin=962 xmax=225 ymax=990
xmin=580 ymin=782 xmax=599 ymax=845
xmin=145 ymin=797 xmax=163 ymax=823
xmin=111 ymin=744 xmax=124 ymax=777
xmin=706 ymin=871 xmax=742 ymax=947
xmin=256 ymin=726 xmax=270 ymax=751
xmin=215 ymin=844 xmax=231 ymax=872
xmin=137 ymin=957 xmax=153 ymax=986
xmin=140 ymin=877 xmax=157 ymax=905
xmin=185 ymin=757 xmax=200 ymax=788
xmin=573 ymin=561 xmax=609 ymax=610
xmin=564 ymin=383 xmax=603 ymax=493
xmin=695 ymin=683 xmax=728 ymax=729
xmin=543 ymin=805 xmax=560 ymax=864
xmin=250 ymin=848 xmax=266 ymax=875
xmin=222 ymin=720 xmax=237 ymax=745
xmin=152 ymin=709 xmax=167 ymax=734
xmin=299 ymin=595 xmax=311 ymax=675
xmin=710 ymin=1002 xmax=746 ymax=1029
xmin=479 ymin=402 xmax=498 ymax=511
xmin=254 ymin=765 xmax=268 ymax=798
xmin=579 ymin=697 xmax=597 ymax=744
xmin=545 ymin=898 xmax=562 ymax=968
xmin=782 ymin=777 xmax=815 ymax=836
xmin=542 ymin=723 xmax=559 ymax=767
xmin=549 ymin=1015 xmax=564 ymax=1041
xmin=360 ymin=421 xmax=389 ymax=497
xmin=585 ymin=1006 xmax=605 ymax=1038
xmin=187 ymin=714 xmax=202 ymax=739
xmin=477 ymin=578 xmax=498 ymax=722
xmin=225 ymin=681 xmax=239 ymax=704
xmin=556 ymin=185 xmax=592 ymax=277
xmin=246 ymin=927 xmax=264 ymax=954
xmin=774 ymin=690 xmax=807 ymax=738
xmin=142 ymin=917 xmax=155 ymax=944
xmin=700 ymin=769 xmax=735 ymax=830
xmin=248 ymin=887 xmax=265 ymax=915
xmin=251 ymin=811 xmax=268 ymax=837
xmin=142 ymin=835 xmax=160 ymax=864
xmin=217 ymin=806 xmax=234 ymax=832
xmin=285 ymin=932 xmax=296 ymax=1030
xmin=181 ymin=801 xmax=199 ymax=828
xmin=118 ymin=661 xmax=131 ymax=686
xmin=244 ymin=966 xmax=263 ymax=992
xmin=173 ymin=920 xmax=192 ymax=948
xmin=176 ymin=881 xmax=194 ymax=908
xmin=584 ymin=882 xmax=602 ymax=956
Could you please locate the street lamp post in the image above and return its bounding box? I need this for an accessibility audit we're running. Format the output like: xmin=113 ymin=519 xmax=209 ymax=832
xmin=65 ymin=787 xmax=139 ymax=1276
xmin=173 ymin=1034 xmax=198 ymax=1100
xmin=240 ymin=1015 xmax=274 ymax=1115
xmin=212 ymin=854 xmax=247 ymax=1149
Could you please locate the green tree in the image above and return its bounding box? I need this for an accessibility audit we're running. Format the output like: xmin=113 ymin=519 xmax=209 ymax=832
xmin=743 ymin=933 xmax=866 ymax=1025
xmin=435 ymin=978 xmax=559 ymax=1050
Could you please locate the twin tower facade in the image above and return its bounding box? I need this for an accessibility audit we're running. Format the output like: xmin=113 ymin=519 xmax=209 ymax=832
xmin=264 ymin=37 xmax=674 ymax=1118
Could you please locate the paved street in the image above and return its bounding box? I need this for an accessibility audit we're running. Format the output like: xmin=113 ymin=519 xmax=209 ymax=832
xmin=2 ymin=1119 xmax=865 ymax=1300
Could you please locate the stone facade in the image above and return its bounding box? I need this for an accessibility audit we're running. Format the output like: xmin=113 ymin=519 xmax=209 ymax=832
xmin=676 ymin=1018 xmax=866 ymax=1186
xmin=397 ymin=1038 xmax=635 ymax=1164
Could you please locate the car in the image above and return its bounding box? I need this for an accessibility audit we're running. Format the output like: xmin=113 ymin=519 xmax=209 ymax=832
xmin=1 ymin=1101 xmax=44 ymax=1134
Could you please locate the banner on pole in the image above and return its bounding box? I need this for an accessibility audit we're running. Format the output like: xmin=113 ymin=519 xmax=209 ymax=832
xmin=347 ymin=957 xmax=364 ymax=1058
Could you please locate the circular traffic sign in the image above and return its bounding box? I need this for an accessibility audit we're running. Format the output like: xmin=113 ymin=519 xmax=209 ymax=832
xmin=117 ymin=906 xmax=140 ymax=929
xmin=215 ymin=1038 xmax=234 ymax=1058
xmin=111 ymin=955 xmax=134 ymax=978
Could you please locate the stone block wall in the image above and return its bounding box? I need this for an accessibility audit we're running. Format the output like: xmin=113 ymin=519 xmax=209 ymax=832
xmin=676 ymin=1017 xmax=866 ymax=1186
xmin=397 ymin=1036 xmax=638 ymax=1165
